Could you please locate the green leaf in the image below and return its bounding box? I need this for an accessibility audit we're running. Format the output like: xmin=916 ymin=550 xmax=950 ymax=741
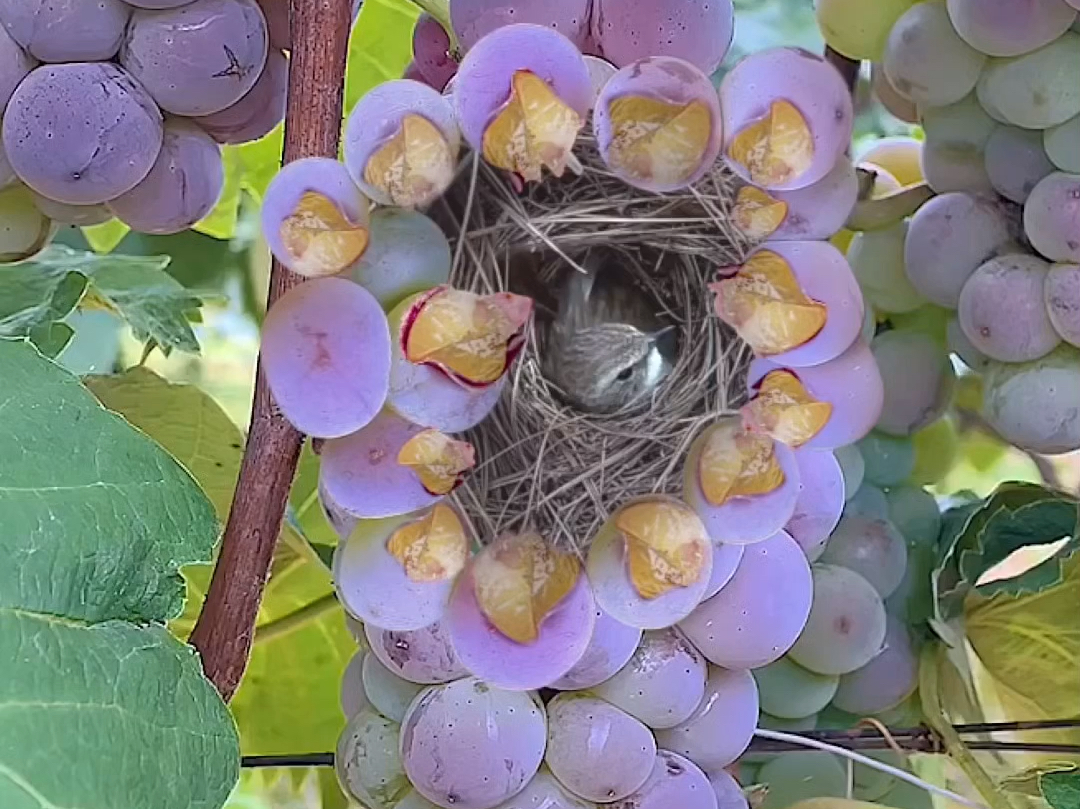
xmin=1002 ymin=763 xmax=1078 ymax=797
xmin=0 ymin=610 xmax=239 ymax=809
xmin=82 ymin=218 xmax=131 ymax=254
xmin=195 ymin=148 xmax=244 ymax=241
xmin=235 ymin=129 xmax=283 ymax=204
xmin=1043 ymin=770 xmax=1080 ymax=809
xmin=28 ymin=320 xmax=75 ymax=358
xmin=0 ymin=262 xmax=88 ymax=338
xmin=345 ymin=0 xmax=419 ymax=114
xmin=0 ymin=341 xmax=219 ymax=623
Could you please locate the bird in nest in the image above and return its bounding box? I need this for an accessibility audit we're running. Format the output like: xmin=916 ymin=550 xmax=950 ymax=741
xmin=509 ymin=247 xmax=678 ymax=414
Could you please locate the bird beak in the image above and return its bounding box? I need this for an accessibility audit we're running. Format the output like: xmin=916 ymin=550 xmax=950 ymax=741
xmin=648 ymin=325 xmax=676 ymax=344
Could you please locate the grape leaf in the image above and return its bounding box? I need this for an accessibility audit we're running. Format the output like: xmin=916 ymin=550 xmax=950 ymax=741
xmin=0 ymin=610 xmax=239 ymax=809
xmin=345 ymin=0 xmax=419 ymax=112
xmin=0 ymin=340 xmax=219 ymax=623
xmin=194 ymin=147 xmax=243 ymax=241
xmin=82 ymin=218 xmax=131 ymax=254
xmin=1043 ymin=770 xmax=1080 ymax=809
xmin=1001 ymin=762 xmax=1078 ymax=798
xmin=28 ymin=320 xmax=75 ymax=358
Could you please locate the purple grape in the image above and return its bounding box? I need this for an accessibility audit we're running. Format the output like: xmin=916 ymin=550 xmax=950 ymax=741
xmin=0 ymin=0 xmax=130 ymax=62
xmin=545 ymin=693 xmax=657 ymax=802
xmin=946 ymin=0 xmax=1078 ymax=58
xmin=707 ymin=769 xmax=749 ymax=809
xmin=194 ymin=48 xmax=288 ymax=144
xmin=413 ymin=13 xmax=457 ymax=92
xmin=832 ymin=615 xmax=918 ymax=715
xmin=607 ymin=751 xmax=719 ymax=809
xmin=260 ymin=156 xmax=371 ymax=278
xmin=343 ymin=78 xmax=460 ymax=208
xmin=678 ymin=531 xmax=813 ymax=670
xmin=702 ymin=541 xmax=745 ymax=602
xmin=1046 ymin=262 xmax=1080 ymax=347
xmin=364 ymin=620 xmax=467 ymax=685
xmin=450 ymin=0 xmax=591 ymax=52
xmin=30 ymin=193 xmax=111 ymax=227
xmin=783 ymin=448 xmax=844 ymax=562
xmin=0 ymin=22 xmax=34 ymax=112
xmin=255 ymin=0 xmax=288 ymax=51
xmin=592 ymin=628 xmax=707 ymax=730
xmin=958 ymin=253 xmax=1061 ymax=362
xmin=120 ymin=0 xmax=268 ymax=116
xmin=2 ymin=63 xmax=163 ymax=205
xmin=549 ymin=605 xmax=642 ymax=690
xmin=107 ymin=118 xmax=224 ymax=235
xmin=493 ymin=770 xmax=593 ymax=809
xmin=984 ymin=125 xmax=1056 ymax=203
xmin=592 ymin=56 xmax=723 ymax=193
xmin=819 ymin=513 xmax=908 ymax=598
xmin=871 ymin=330 xmax=956 ymax=436
xmin=340 ymin=651 xmax=370 ymax=719
xmin=743 ymin=339 xmax=884 ymax=451
xmin=125 ymin=0 xmax=198 ymax=6
xmin=261 ymin=276 xmax=390 ymax=437
xmin=1024 ymin=171 xmax=1080 ymax=263
xmin=720 ymin=47 xmax=853 ymax=191
xmin=589 ymin=0 xmax=734 ymax=74
xmin=319 ymin=479 xmax=359 ymax=540
xmin=400 ymin=677 xmax=547 ymax=809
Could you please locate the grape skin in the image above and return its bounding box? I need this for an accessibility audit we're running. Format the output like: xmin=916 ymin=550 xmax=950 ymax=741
xmin=784 ymin=448 xmax=845 ymax=562
xmin=945 ymin=0 xmax=1078 ymax=58
xmin=363 ymin=620 xmax=467 ymax=685
xmin=0 ymin=0 xmax=131 ymax=62
xmin=450 ymin=0 xmax=592 ymax=52
xmin=194 ymin=48 xmax=288 ymax=145
xmin=412 ymin=13 xmax=457 ymax=92
xmin=976 ymin=34 xmax=1080 ymax=129
xmin=984 ymin=125 xmax=1055 ymax=203
xmin=832 ymin=615 xmax=918 ymax=715
xmin=607 ymin=750 xmax=719 ymax=809
xmin=751 ymin=656 xmax=838 ymax=720
xmin=871 ymin=330 xmax=956 ymax=437
xmin=819 ymin=512 xmax=909 ymax=598
xmin=1045 ymin=263 xmax=1080 ymax=347
xmin=549 ymin=606 xmax=642 ymax=690
xmin=1044 ymin=114 xmax=1080 ymax=172
xmin=492 ymin=770 xmax=593 ymax=809
xmin=754 ymin=156 xmax=859 ymax=242
xmin=707 ymin=768 xmax=749 ymax=809
xmin=0 ymin=22 xmax=33 ymax=111
xmin=1024 ymin=172 xmax=1080 ymax=263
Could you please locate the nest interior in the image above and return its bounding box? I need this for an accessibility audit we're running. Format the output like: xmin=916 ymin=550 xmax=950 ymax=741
xmin=430 ymin=134 xmax=756 ymax=553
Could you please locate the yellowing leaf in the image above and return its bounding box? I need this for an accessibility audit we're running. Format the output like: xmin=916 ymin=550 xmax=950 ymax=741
xmin=605 ymin=94 xmax=713 ymax=187
xmin=733 ymin=185 xmax=789 ymax=240
xmin=616 ymin=497 xmax=709 ymax=599
xmin=741 ymin=370 xmax=832 ymax=447
xmin=482 ymin=70 xmax=583 ymax=182
xmin=279 ymin=191 xmax=370 ymax=278
xmin=709 ymin=249 xmax=826 ymax=355
xmin=698 ymin=420 xmax=785 ymax=506
xmin=362 ymin=113 xmax=457 ymax=208
xmin=386 ymin=503 xmax=470 ymax=583
xmin=472 ymin=533 xmax=580 ymax=644
xmin=728 ymin=99 xmax=814 ymax=187
xmin=396 ymin=429 xmax=476 ymax=495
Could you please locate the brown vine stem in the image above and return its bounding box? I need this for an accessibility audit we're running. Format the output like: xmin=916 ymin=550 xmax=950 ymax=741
xmin=189 ymin=0 xmax=353 ymax=700
xmin=825 ymin=46 xmax=861 ymax=94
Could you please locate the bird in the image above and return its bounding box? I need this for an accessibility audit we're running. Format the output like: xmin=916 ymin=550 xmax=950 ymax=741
xmin=509 ymin=247 xmax=677 ymax=413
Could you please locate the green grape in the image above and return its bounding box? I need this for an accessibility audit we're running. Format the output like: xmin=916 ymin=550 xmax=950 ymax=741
xmin=919 ymin=93 xmax=995 ymax=194
xmin=815 ymin=0 xmax=918 ymax=62
xmin=886 ymin=537 xmax=935 ymax=626
xmin=753 ymin=657 xmax=839 ymax=720
xmin=848 ymin=221 xmax=928 ymax=314
xmin=853 ymin=751 xmax=904 ymax=801
xmin=888 ymin=306 xmax=951 ymax=352
xmin=758 ymin=752 xmax=847 ymax=809
xmin=835 ymin=445 xmax=866 ymax=503
xmin=885 ymin=485 xmax=942 ymax=548
xmin=0 ymin=185 xmax=56 ymax=263
xmin=846 ymin=482 xmax=889 ymax=520
xmin=976 ymin=34 xmax=1080 ymax=129
xmin=857 ymin=431 xmax=916 ymax=487
xmin=908 ymin=415 xmax=960 ymax=485
xmin=881 ymin=774 xmax=934 ymax=809
xmin=1044 ymin=114 xmax=1080 ymax=173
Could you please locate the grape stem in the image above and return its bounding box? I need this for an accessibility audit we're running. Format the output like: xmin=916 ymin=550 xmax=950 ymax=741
xmin=188 ymin=0 xmax=353 ymax=701
xmin=824 ymin=46 xmax=860 ymax=94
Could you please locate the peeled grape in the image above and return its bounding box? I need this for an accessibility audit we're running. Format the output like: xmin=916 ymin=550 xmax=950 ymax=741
xmin=788 ymin=564 xmax=888 ymax=676
xmin=984 ymin=125 xmax=1055 ymax=203
xmin=29 ymin=193 xmax=111 ymax=227
xmin=336 ymin=709 xmax=411 ymax=808
xmin=412 ymin=14 xmax=457 ymax=92
xmin=120 ymin=0 xmax=268 ymax=116
xmin=752 ymin=656 xmax=838 ymax=720
xmin=193 ymin=48 xmax=288 ymax=144
xmin=589 ymin=0 xmax=734 ymax=74
xmin=872 ymin=329 xmax=956 ymax=436
xmin=707 ymin=769 xmax=749 ymax=809
xmin=1046 ymin=263 xmax=1080 ymax=346
xmin=871 ymin=63 xmax=918 ymax=124
xmin=607 ymin=750 xmax=719 ymax=809
xmin=361 ymin=652 xmax=425 ymax=723
xmin=720 ymin=47 xmax=853 ymax=192
xmin=401 ymin=678 xmax=547 ymax=809
xmin=545 ymin=693 xmax=657 ymax=802
xmin=846 ymin=482 xmax=889 ymax=520
xmin=340 ymin=651 xmax=370 ymax=719
xmin=946 ymin=0 xmax=1077 ymax=57
xmin=1045 ymin=114 xmax=1080 ymax=172
xmin=679 ymin=531 xmax=813 ymax=670
xmin=550 ymin=606 xmax=642 ymax=690
xmin=958 ymin=253 xmax=1061 ymax=362
xmin=819 ymin=512 xmax=909 ymax=598
xmin=1024 ymin=172 xmax=1080 ymax=263
xmin=834 ymin=444 xmax=865 ymax=501
xmin=364 ymin=620 xmax=467 ymax=685
xmin=857 ymin=431 xmax=915 ymax=487
xmin=885 ymin=485 xmax=942 ymax=548
xmin=2 ymin=63 xmax=163 ymax=205
xmin=493 ymin=770 xmax=593 ymax=809
xmin=832 ymin=615 xmax=918 ymax=715
xmin=107 ymin=118 xmax=224 ymax=235
xmin=654 ymin=666 xmax=760 ymax=771
xmin=904 ymin=192 xmax=1014 ymax=308
xmin=261 ymin=277 xmax=389 ymax=437
xmin=783 ymin=449 xmax=845 ymax=562
xmin=857 ymin=137 xmax=924 ymax=188
xmin=848 ymin=222 xmax=927 ymax=314
xmin=883 ymin=3 xmax=986 ymax=107
xmin=0 ymin=183 xmax=55 ymax=263
xmin=982 ymin=343 xmax=1080 ymax=453
xmin=0 ymin=22 xmax=33 ymax=111
xmin=593 ymin=628 xmax=707 ymax=730
xmin=0 ymin=0 xmax=130 ymax=62
xmin=814 ymin=0 xmax=917 ymax=62
xmin=757 ymin=753 xmax=847 ymax=809
xmin=976 ymin=34 xmax=1080 ymax=128
xmin=450 ymin=0 xmax=591 ymax=52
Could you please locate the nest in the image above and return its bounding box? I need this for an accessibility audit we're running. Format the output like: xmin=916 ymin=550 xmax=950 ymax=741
xmin=429 ymin=133 xmax=756 ymax=553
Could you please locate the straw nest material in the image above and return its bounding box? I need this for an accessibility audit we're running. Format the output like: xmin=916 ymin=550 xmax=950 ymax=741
xmin=429 ymin=133 xmax=755 ymax=553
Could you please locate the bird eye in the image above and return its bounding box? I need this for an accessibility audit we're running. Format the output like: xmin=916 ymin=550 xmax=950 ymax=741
xmin=615 ymin=367 xmax=633 ymax=382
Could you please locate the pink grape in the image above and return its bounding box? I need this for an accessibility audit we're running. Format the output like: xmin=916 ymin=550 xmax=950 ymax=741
xmin=30 ymin=193 xmax=111 ymax=227
xmin=255 ymin=0 xmax=288 ymax=51
xmin=549 ymin=606 xmax=642 ymax=690
xmin=2 ymin=63 xmax=163 ymax=205
xmin=340 ymin=651 xmax=370 ymax=719
xmin=0 ymin=21 xmax=34 ymax=111
xmin=450 ymin=0 xmax=592 ymax=52
xmin=107 ymin=119 xmax=224 ymax=235
xmin=413 ymin=13 xmax=457 ymax=92
xmin=1045 ymin=263 xmax=1080 ymax=347
xmin=125 ymin=0 xmax=199 ymax=6
xmin=589 ymin=0 xmax=734 ymax=74
xmin=984 ymin=125 xmax=1055 ymax=203
xmin=592 ymin=628 xmax=707 ymax=729
xmin=654 ymin=666 xmax=760 ymax=771
xmin=193 ymin=48 xmax=288 ymax=145
xmin=784 ymin=449 xmax=845 ymax=562
xmin=745 ymin=339 xmax=885 ymax=451
xmin=679 ymin=531 xmax=813 ymax=670
xmin=607 ymin=751 xmax=719 ymax=809
xmin=832 ymin=615 xmax=918 ymax=715
xmin=445 ymin=557 xmax=596 ymax=691
xmin=493 ymin=770 xmax=593 ymax=809
xmin=788 ymin=564 xmax=888 ymax=676
xmin=946 ymin=0 xmax=1077 ymax=57
xmin=0 ymin=0 xmax=130 ymax=62
xmin=1024 ymin=171 xmax=1080 ymax=263
xmin=336 ymin=709 xmax=411 ymax=807
xmin=364 ymin=620 xmax=468 ymax=685
xmin=871 ymin=330 xmax=956 ymax=436
xmin=401 ymin=677 xmax=547 ymax=809
xmin=120 ymin=0 xmax=268 ymax=116
xmin=708 ymin=769 xmax=749 ymax=809
xmin=261 ymin=276 xmax=391 ymax=438
xmin=903 ymin=191 xmax=1014 ymax=308
xmin=819 ymin=513 xmax=909 ymax=598
xmin=702 ymin=541 xmax=746 ymax=601
xmin=958 ymin=253 xmax=1061 ymax=362
xmin=361 ymin=652 xmax=425 ymax=723
xmin=545 ymin=693 xmax=657 ymax=802
xmin=319 ymin=480 xmax=359 ymax=540
xmin=720 ymin=47 xmax=854 ymax=191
